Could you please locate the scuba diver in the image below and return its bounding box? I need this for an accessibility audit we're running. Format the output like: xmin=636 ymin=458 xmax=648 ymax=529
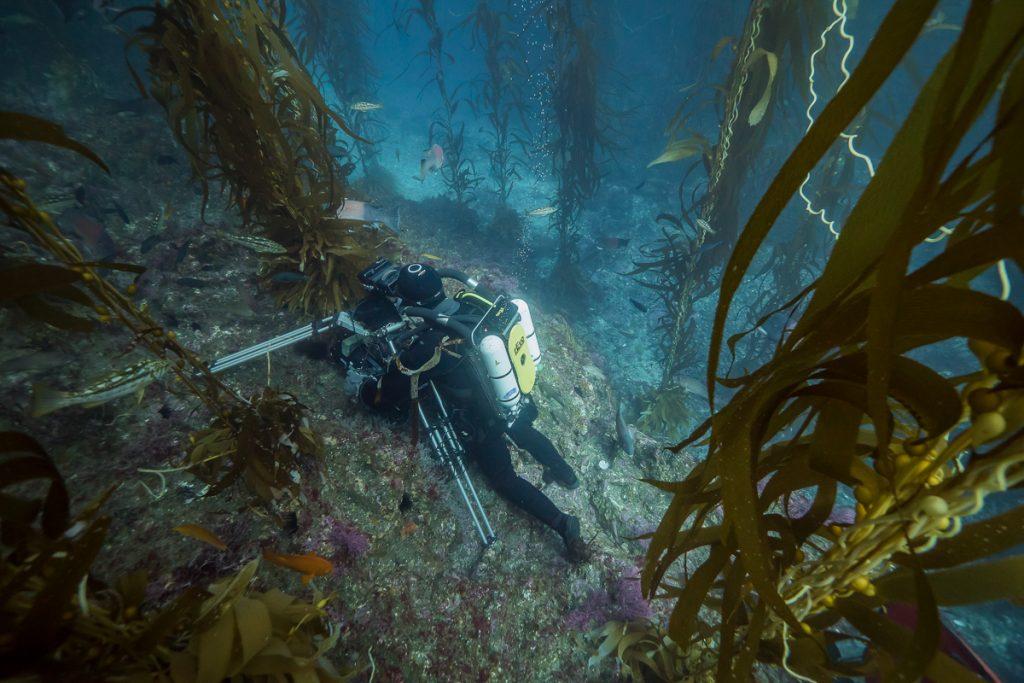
xmin=351 ymin=263 xmax=589 ymax=563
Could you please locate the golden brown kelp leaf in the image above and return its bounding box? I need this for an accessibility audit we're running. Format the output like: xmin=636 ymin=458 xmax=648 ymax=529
xmin=637 ymin=0 xmax=1024 ymax=679
xmin=589 ymin=620 xmax=712 ymax=681
xmin=0 ymin=111 xmax=109 ymax=173
xmin=745 ymin=48 xmax=777 ymax=126
xmin=187 ymin=388 xmax=322 ymax=503
xmin=123 ymin=0 xmax=386 ymax=313
xmin=170 ymin=559 xmax=359 ymax=682
xmin=0 ymin=438 xmax=352 ymax=680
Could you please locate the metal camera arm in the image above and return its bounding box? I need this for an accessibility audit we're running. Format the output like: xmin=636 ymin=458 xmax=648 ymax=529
xmin=206 ymin=311 xmax=369 ymax=375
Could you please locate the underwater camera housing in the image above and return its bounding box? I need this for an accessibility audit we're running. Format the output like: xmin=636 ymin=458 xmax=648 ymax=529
xmin=358 ymin=257 xmax=402 ymax=298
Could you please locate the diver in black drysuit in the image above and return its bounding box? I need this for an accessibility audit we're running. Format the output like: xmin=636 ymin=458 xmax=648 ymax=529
xmin=359 ymin=263 xmax=588 ymax=562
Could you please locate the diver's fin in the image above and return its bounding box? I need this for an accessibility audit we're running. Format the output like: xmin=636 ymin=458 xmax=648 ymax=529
xmin=30 ymin=383 xmax=70 ymax=418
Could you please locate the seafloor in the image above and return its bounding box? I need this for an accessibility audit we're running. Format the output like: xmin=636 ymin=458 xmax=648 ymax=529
xmin=0 ymin=82 xmax=706 ymax=680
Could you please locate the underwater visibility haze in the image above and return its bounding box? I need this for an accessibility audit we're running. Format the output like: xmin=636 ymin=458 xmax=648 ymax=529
xmin=0 ymin=0 xmax=1023 ymax=680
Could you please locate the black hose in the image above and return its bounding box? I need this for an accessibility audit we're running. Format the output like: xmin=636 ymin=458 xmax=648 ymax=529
xmin=435 ymin=268 xmax=474 ymax=286
xmin=401 ymin=306 xmax=475 ymax=340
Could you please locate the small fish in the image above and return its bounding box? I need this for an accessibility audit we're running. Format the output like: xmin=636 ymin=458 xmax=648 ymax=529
xmin=335 ymin=199 xmax=401 ymax=231
xmin=400 ymin=521 xmax=418 ymax=538
xmin=395 ymin=149 xmax=400 ymax=163
xmin=629 ymin=298 xmax=648 ymax=313
xmin=421 ymin=253 xmax=442 ymax=261
xmin=173 ymin=524 xmax=227 ymax=550
xmin=37 ymin=190 xmax=79 ymax=214
xmin=616 ymin=401 xmax=635 ymax=456
xmin=173 ymin=239 xmax=191 ymax=268
xmin=31 ymin=359 xmax=169 ymax=417
xmin=155 ymin=154 xmax=177 ymax=166
xmin=350 ymin=101 xmax=383 ymax=112
xmin=140 ymin=234 xmax=163 ymax=254
xmin=677 ymin=376 xmax=709 ymax=399
xmin=271 ymin=271 xmax=308 ymax=284
xmin=600 ymin=237 xmax=630 ymax=249
xmin=109 ymin=200 xmax=131 ymax=224
xmin=211 ymin=230 xmax=288 ymax=255
xmin=695 ymin=218 xmax=715 ymax=235
xmin=261 ymin=548 xmax=333 ymax=585
xmin=0 ymin=13 xmax=36 ymax=26
xmin=526 ymin=205 xmax=557 ymax=217
xmin=67 ymin=212 xmax=117 ymax=259
xmin=417 ymin=144 xmax=444 ymax=181
xmin=176 ymin=277 xmax=207 ymax=289
xmin=634 ymin=178 xmax=647 ymax=191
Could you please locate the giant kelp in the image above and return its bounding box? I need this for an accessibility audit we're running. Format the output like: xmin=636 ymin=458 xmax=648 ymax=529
xmin=401 ymin=0 xmax=482 ymax=204
xmin=292 ymin=0 xmax=383 ymax=172
xmin=542 ymin=0 xmax=607 ymax=298
xmin=461 ymin=0 xmax=530 ymax=205
xmin=1 ymin=112 xmax=321 ymax=507
xmin=122 ymin=0 xmax=391 ymax=314
xmin=633 ymin=0 xmax=832 ymax=400
xmin=0 ymin=433 xmax=355 ymax=681
xmin=626 ymin=1 xmax=1024 ymax=679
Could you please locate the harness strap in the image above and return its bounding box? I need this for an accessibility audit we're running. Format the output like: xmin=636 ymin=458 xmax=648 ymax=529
xmin=390 ymin=336 xmax=464 ymax=450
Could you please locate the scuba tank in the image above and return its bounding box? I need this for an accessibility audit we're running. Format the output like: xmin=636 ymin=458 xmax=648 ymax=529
xmin=511 ymin=298 xmax=541 ymax=369
xmin=405 ymin=283 xmax=541 ymax=425
xmin=479 ymin=334 xmax=522 ymax=415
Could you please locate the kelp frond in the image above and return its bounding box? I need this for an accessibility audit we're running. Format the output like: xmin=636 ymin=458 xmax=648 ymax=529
xmin=639 ymin=0 xmax=1024 ymax=679
xmin=0 ymin=433 xmax=356 ymax=681
xmin=124 ymin=0 xmax=392 ymax=313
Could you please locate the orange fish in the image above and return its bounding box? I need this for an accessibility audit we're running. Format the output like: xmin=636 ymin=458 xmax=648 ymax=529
xmin=400 ymin=521 xmax=418 ymax=538
xmin=261 ymin=548 xmax=333 ymax=585
xmin=173 ymin=524 xmax=227 ymax=551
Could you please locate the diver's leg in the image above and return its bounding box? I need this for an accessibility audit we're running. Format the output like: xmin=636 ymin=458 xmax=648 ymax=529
xmin=508 ymin=422 xmax=579 ymax=489
xmin=472 ymin=431 xmax=587 ymax=561
xmin=473 ymin=430 xmax=564 ymax=528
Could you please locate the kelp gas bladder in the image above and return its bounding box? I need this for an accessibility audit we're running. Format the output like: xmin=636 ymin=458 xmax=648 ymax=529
xmin=622 ymin=1 xmax=1024 ymax=680
xmin=121 ymin=0 xmax=393 ymax=314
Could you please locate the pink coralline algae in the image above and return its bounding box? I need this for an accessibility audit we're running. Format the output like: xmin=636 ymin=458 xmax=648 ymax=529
xmin=564 ymin=566 xmax=653 ymax=630
xmin=612 ymin=567 xmax=653 ymax=622
xmin=564 ymin=588 xmax=611 ymax=630
xmin=304 ymin=515 xmax=370 ymax=564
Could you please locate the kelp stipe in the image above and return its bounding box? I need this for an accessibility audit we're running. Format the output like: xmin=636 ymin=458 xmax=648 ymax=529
xmin=121 ymin=0 xmax=392 ymax=314
xmin=461 ymin=0 xmax=530 ymax=205
xmin=633 ymin=0 xmax=832 ymax=405
xmin=542 ymin=0 xmax=607 ymax=299
xmin=611 ymin=1 xmax=1024 ymax=679
xmin=293 ymin=0 xmax=383 ymax=173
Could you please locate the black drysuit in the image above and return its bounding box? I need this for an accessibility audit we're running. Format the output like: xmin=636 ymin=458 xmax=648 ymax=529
xmin=367 ymin=325 xmax=573 ymax=531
